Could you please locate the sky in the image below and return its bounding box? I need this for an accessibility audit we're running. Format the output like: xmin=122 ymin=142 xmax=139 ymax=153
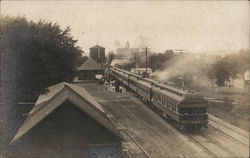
xmin=1 ymin=1 xmax=249 ymax=54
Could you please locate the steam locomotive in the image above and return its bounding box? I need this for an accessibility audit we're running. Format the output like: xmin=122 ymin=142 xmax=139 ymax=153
xmin=109 ymin=66 xmax=208 ymax=130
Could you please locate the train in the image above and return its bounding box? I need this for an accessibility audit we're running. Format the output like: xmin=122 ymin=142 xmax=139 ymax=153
xmin=108 ymin=66 xmax=208 ymax=130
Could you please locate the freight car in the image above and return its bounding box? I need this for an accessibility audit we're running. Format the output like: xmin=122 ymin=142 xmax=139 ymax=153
xmin=109 ymin=66 xmax=208 ymax=130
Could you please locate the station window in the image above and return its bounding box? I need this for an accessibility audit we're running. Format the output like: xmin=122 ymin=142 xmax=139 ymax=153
xmin=157 ymin=94 xmax=161 ymax=103
xmin=173 ymin=103 xmax=177 ymax=113
xmin=163 ymin=98 xmax=167 ymax=107
xmin=167 ymin=100 xmax=170 ymax=108
xmin=172 ymin=104 xmax=175 ymax=111
xmin=171 ymin=102 xmax=174 ymax=110
xmin=155 ymin=94 xmax=158 ymax=102
xmin=162 ymin=97 xmax=165 ymax=104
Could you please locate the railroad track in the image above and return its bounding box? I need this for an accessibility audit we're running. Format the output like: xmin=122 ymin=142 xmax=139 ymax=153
xmin=103 ymin=105 xmax=151 ymax=158
xmin=180 ymin=114 xmax=249 ymax=158
xmin=186 ymin=131 xmax=241 ymax=158
xmin=208 ymin=114 xmax=249 ymax=146
xmin=207 ymin=124 xmax=248 ymax=146
xmin=209 ymin=114 xmax=249 ymax=137
xmin=185 ymin=133 xmax=219 ymax=158
xmin=202 ymin=126 xmax=249 ymax=157
xmin=200 ymin=131 xmax=246 ymax=158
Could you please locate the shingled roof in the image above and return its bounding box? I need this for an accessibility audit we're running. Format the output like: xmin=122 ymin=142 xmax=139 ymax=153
xmin=77 ymin=57 xmax=103 ymax=71
xmin=10 ymin=82 xmax=123 ymax=144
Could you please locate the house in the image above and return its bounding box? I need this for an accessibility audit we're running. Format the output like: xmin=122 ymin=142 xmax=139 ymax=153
xmin=244 ymin=69 xmax=250 ymax=86
xmin=233 ymin=74 xmax=245 ymax=89
xmin=227 ymin=70 xmax=250 ymax=89
xmin=77 ymin=57 xmax=104 ymax=80
xmin=10 ymin=82 xmax=124 ymax=158
xmin=244 ymin=69 xmax=250 ymax=81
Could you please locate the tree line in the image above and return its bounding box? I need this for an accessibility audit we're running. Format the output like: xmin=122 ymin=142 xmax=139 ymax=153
xmin=1 ymin=16 xmax=85 ymax=102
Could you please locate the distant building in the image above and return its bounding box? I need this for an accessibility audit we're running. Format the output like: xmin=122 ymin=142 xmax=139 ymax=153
xmin=227 ymin=70 xmax=250 ymax=89
xmin=130 ymin=48 xmax=151 ymax=60
xmin=10 ymin=82 xmax=123 ymax=158
xmin=116 ymin=41 xmax=151 ymax=59
xmin=77 ymin=57 xmax=104 ymax=80
xmin=244 ymin=69 xmax=250 ymax=81
xmin=90 ymin=45 xmax=105 ymax=64
xmin=130 ymin=68 xmax=152 ymax=76
xmin=117 ymin=47 xmax=139 ymax=59
xmin=233 ymin=75 xmax=245 ymax=89
xmin=173 ymin=49 xmax=190 ymax=54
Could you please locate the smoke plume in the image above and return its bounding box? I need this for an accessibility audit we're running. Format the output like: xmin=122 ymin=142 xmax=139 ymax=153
xmin=111 ymin=59 xmax=132 ymax=66
xmin=151 ymin=53 xmax=217 ymax=88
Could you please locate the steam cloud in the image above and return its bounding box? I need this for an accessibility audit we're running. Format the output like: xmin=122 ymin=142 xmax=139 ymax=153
xmin=111 ymin=59 xmax=132 ymax=66
xmin=151 ymin=54 xmax=217 ymax=87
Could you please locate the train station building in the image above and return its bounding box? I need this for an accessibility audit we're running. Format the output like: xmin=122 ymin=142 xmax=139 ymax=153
xmin=77 ymin=57 xmax=104 ymax=80
xmin=10 ymin=82 xmax=124 ymax=158
xmin=77 ymin=45 xmax=106 ymax=80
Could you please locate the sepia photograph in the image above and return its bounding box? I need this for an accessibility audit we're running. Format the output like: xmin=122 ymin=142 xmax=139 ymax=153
xmin=0 ymin=1 xmax=249 ymax=158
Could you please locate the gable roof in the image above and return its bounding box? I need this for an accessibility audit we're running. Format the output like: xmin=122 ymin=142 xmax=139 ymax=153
xmin=10 ymin=82 xmax=123 ymax=144
xmin=90 ymin=44 xmax=105 ymax=49
xmin=77 ymin=57 xmax=103 ymax=70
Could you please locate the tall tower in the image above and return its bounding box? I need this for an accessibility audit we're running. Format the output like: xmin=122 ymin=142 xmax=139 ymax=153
xmin=89 ymin=45 xmax=105 ymax=64
xmin=125 ymin=41 xmax=130 ymax=48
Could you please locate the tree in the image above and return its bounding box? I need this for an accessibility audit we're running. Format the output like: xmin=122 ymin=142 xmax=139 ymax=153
xmin=1 ymin=16 xmax=84 ymax=101
xmin=148 ymin=52 xmax=175 ymax=71
xmin=208 ymin=58 xmax=234 ymax=86
xmin=75 ymin=48 xmax=85 ymax=67
xmin=208 ymin=49 xmax=250 ymax=86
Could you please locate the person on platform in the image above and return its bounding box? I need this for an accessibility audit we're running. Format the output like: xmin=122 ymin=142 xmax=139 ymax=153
xmin=119 ymin=85 xmax=122 ymax=93
xmin=104 ymin=81 xmax=108 ymax=91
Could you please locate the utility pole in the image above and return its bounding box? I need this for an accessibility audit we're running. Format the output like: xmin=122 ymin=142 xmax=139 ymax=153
xmin=134 ymin=52 xmax=137 ymax=74
xmin=145 ymin=47 xmax=148 ymax=76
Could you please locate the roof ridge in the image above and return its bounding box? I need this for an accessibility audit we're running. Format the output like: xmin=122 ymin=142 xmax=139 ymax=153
xmin=64 ymin=84 xmax=105 ymax=113
xmin=10 ymin=82 xmax=122 ymax=145
xmin=77 ymin=57 xmax=103 ymax=70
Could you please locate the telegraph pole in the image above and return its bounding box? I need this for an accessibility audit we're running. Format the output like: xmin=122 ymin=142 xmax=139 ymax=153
xmin=133 ymin=52 xmax=137 ymax=74
xmin=145 ymin=47 xmax=148 ymax=76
